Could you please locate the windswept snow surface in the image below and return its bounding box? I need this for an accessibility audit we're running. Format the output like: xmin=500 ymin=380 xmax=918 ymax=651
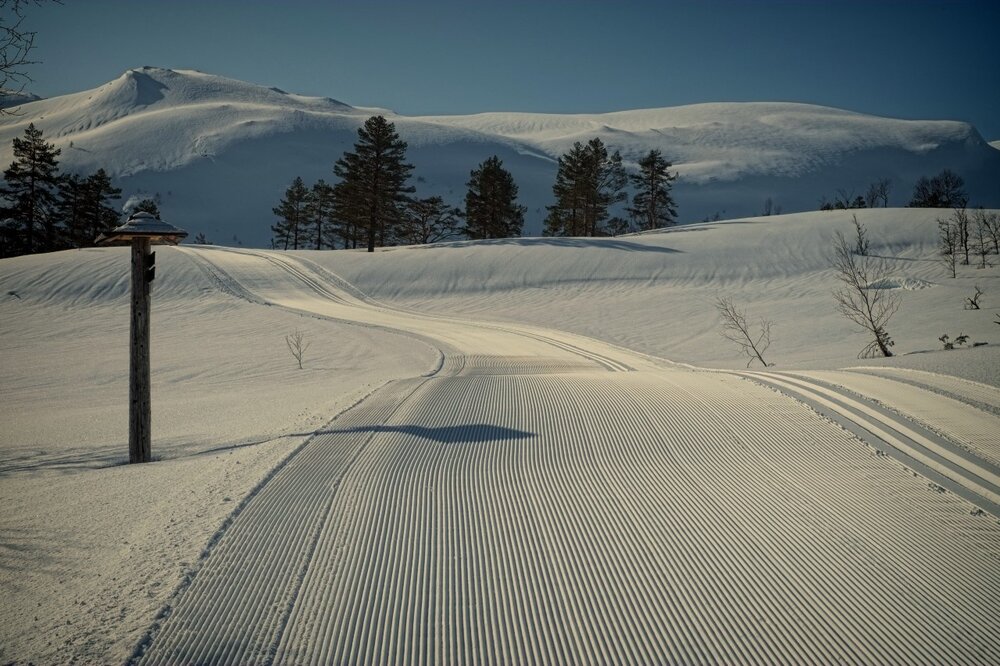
xmin=2 ymin=209 xmax=999 ymax=663
xmin=1 ymin=67 xmax=998 ymax=244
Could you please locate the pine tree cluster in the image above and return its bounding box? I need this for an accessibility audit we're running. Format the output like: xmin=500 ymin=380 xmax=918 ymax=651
xmin=276 ymin=115 xmax=679 ymax=252
xmin=1 ymin=123 xmax=123 ymax=257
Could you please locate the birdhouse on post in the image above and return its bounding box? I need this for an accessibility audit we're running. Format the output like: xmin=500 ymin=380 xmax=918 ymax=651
xmin=97 ymin=212 xmax=187 ymax=463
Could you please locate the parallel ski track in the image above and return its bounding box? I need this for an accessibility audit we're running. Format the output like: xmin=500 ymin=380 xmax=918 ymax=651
xmin=847 ymin=366 xmax=1000 ymax=415
xmin=786 ymin=370 xmax=1000 ymax=469
xmin=742 ymin=370 xmax=1000 ymax=515
xmin=138 ymin=248 xmax=1000 ymax=664
xmin=214 ymin=247 xmax=635 ymax=373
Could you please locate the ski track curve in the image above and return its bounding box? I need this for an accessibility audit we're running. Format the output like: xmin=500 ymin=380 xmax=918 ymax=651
xmin=137 ymin=249 xmax=1000 ymax=665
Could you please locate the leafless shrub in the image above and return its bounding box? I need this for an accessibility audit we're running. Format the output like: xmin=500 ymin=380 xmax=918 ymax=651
xmin=715 ymin=297 xmax=773 ymax=367
xmin=852 ymin=214 xmax=869 ymax=256
xmin=865 ymin=178 xmax=892 ymax=208
xmin=974 ymin=208 xmax=999 ymax=255
xmin=953 ymin=207 xmax=971 ymax=265
xmin=938 ymin=216 xmax=958 ymax=279
xmin=971 ymin=211 xmax=991 ymax=268
xmin=965 ymin=285 xmax=984 ymax=310
xmin=832 ymin=230 xmax=900 ymax=358
xmin=285 ymin=329 xmax=310 ymax=369
xmin=939 ymin=333 xmax=968 ymax=350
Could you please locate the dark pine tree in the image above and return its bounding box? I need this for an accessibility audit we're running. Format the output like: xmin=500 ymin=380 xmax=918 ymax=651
xmin=330 ymin=177 xmax=360 ymax=249
xmin=81 ymin=169 xmax=122 ymax=242
xmin=1 ymin=122 xmax=61 ymax=255
xmin=626 ymin=149 xmax=677 ymax=231
xmin=544 ymin=142 xmax=588 ymax=237
xmin=464 ymin=155 xmax=526 ymax=239
xmin=403 ymin=195 xmax=463 ymax=245
xmin=333 ymin=115 xmax=414 ymax=252
xmin=132 ymin=198 xmax=161 ymax=218
xmin=544 ymin=138 xmax=626 ymax=237
xmin=307 ymin=179 xmax=336 ymax=250
xmin=272 ymin=176 xmax=310 ymax=250
xmin=56 ymin=173 xmax=87 ymax=248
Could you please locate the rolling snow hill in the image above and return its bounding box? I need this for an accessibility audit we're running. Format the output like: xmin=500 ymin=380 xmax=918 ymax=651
xmin=1 ymin=67 xmax=998 ymax=246
xmin=2 ymin=207 xmax=999 ymax=663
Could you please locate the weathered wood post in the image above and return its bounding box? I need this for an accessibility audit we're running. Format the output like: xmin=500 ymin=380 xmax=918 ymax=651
xmin=97 ymin=212 xmax=187 ymax=463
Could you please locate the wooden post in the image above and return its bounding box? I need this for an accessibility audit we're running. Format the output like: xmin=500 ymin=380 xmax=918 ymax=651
xmin=129 ymin=238 xmax=152 ymax=463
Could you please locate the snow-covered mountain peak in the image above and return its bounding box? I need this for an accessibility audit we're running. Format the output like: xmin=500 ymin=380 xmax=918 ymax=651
xmin=0 ymin=68 xmax=996 ymax=245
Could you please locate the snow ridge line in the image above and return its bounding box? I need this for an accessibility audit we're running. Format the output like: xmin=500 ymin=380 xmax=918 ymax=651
xmin=741 ymin=371 xmax=1000 ymax=516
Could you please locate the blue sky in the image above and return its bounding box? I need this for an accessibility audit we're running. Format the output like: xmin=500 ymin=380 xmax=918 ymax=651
xmin=25 ymin=0 xmax=1000 ymax=138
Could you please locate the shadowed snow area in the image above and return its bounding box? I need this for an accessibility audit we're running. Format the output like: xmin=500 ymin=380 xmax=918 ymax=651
xmin=2 ymin=209 xmax=999 ymax=664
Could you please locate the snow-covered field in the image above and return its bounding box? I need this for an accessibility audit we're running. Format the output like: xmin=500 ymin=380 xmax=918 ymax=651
xmin=2 ymin=209 xmax=999 ymax=664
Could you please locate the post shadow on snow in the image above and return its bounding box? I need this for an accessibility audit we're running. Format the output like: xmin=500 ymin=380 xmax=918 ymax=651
xmin=0 ymin=447 xmax=129 ymax=476
xmin=319 ymin=424 xmax=536 ymax=444
xmin=414 ymin=237 xmax=681 ymax=254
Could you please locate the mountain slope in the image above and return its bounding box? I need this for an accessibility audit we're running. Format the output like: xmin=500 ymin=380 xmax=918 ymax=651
xmin=1 ymin=67 xmax=998 ymax=245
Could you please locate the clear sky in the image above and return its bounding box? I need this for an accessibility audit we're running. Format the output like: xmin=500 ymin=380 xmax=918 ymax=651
xmin=22 ymin=0 xmax=1000 ymax=139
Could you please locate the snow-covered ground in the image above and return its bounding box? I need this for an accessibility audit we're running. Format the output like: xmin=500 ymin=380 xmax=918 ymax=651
xmin=2 ymin=209 xmax=999 ymax=663
xmin=1 ymin=67 xmax=998 ymax=245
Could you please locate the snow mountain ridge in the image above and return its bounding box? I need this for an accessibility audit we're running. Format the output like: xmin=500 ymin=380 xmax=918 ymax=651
xmin=1 ymin=66 xmax=998 ymax=245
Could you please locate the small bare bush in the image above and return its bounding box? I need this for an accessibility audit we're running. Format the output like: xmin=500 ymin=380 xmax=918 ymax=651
xmin=715 ymin=297 xmax=773 ymax=368
xmin=939 ymin=334 xmax=968 ymax=350
xmin=285 ymin=330 xmax=310 ymax=369
xmin=965 ymin=285 xmax=984 ymax=310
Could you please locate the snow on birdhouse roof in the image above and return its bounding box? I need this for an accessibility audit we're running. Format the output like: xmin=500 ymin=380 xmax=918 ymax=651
xmin=96 ymin=211 xmax=188 ymax=245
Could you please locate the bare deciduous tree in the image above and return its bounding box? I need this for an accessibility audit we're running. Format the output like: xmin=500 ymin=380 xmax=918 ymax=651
xmin=938 ymin=216 xmax=958 ymax=278
xmin=851 ymin=214 xmax=869 ymax=256
xmin=965 ymin=285 xmax=984 ymax=310
xmin=832 ymin=230 xmax=900 ymax=358
xmin=285 ymin=330 xmax=310 ymax=369
xmin=974 ymin=208 xmax=999 ymax=255
xmin=953 ymin=207 xmax=971 ymax=265
xmin=865 ymin=178 xmax=892 ymax=208
xmin=715 ymin=297 xmax=773 ymax=367
xmin=971 ymin=210 xmax=991 ymax=268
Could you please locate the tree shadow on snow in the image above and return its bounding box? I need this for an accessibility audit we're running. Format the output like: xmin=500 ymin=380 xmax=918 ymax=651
xmin=321 ymin=423 xmax=536 ymax=444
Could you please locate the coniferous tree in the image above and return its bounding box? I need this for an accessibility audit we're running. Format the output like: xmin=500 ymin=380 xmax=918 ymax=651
xmin=330 ymin=177 xmax=360 ymax=249
xmin=81 ymin=168 xmax=121 ymax=242
xmin=1 ymin=122 xmax=61 ymax=254
xmin=626 ymin=149 xmax=677 ymax=231
xmin=464 ymin=155 xmax=526 ymax=239
xmin=307 ymin=179 xmax=336 ymax=249
xmin=56 ymin=173 xmax=87 ymax=248
xmin=544 ymin=138 xmax=626 ymax=237
xmin=132 ymin=198 xmax=161 ymax=218
xmin=333 ymin=115 xmax=414 ymax=252
xmin=403 ymin=195 xmax=463 ymax=245
xmin=272 ymin=176 xmax=309 ymax=250
xmin=544 ymin=142 xmax=588 ymax=237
